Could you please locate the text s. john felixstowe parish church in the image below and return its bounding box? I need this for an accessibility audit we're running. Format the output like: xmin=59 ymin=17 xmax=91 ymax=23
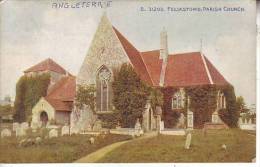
xmin=30 ymin=13 xmax=231 ymax=132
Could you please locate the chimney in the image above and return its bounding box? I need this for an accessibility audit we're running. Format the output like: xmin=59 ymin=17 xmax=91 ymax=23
xmin=159 ymin=28 xmax=169 ymax=86
xmin=160 ymin=27 xmax=168 ymax=60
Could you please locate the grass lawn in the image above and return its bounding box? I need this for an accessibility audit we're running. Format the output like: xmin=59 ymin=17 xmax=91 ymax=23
xmin=98 ymin=129 xmax=256 ymax=163
xmin=0 ymin=134 xmax=131 ymax=163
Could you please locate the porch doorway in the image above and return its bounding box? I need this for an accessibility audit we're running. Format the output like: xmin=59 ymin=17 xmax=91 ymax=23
xmin=40 ymin=111 xmax=48 ymax=126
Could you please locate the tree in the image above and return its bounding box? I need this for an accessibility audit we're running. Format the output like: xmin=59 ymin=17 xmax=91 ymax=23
xmin=75 ymin=84 xmax=96 ymax=112
xmin=112 ymin=63 xmax=149 ymax=127
xmin=236 ymin=96 xmax=249 ymax=113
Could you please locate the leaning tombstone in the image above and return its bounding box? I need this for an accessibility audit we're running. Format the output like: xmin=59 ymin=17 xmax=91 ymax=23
xmin=184 ymin=132 xmax=192 ymax=149
xmin=61 ymin=125 xmax=70 ymax=136
xmin=13 ymin=122 xmax=20 ymax=131
xmin=49 ymin=129 xmax=58 ymax=138
xmin=1 ymin=129 xmax=12 ymax=138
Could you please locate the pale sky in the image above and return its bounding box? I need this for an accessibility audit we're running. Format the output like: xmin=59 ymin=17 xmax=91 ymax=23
xmin=0 ymin=0 xmax=257 ymax=106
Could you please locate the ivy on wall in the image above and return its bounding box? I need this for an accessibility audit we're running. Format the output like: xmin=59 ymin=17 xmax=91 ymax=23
xmin=185 ymin=85 xmax=217 ymax=128
xmin=162 ymin=85 xmax=238 ymax=128
xmin=13 ymin=73 xmax=50 ymax=122
xmin=219 ymin=85 xmax=239 ymax=127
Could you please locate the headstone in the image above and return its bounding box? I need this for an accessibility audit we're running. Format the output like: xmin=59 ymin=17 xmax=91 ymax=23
xmin=244 ymin=119 xmax=248 ymax=124
xmin=13 ymin=122 xmax=20 ymax=131
xmin=184 ymin=132 xmax=192 ymax=149
xmin=187 ymin=111 xmax=194 ymax=129
xmin=160 ymin=121 xmax=164 ymax=131
xmin=89 ymin=137 xmax=95 ymax=144
xmin=49 ymin=129 xmax=58 ymax=138
xmin=21 ymin=122 xmax=29 ymax=130
xmin=61 ymin=125 xmax=70 ymax=136
xmin=135 ymin=119 xmax=142 ymax=136
xmin=248 ymin=119 xmax=252 ymax=124
xmin=16 ymin=127 xmax=26 ymax=137
xmin=221 ymin=144 xmax=227 ymax=150
xmin=35 ymin=137 xmax=42 ymax=144
xmin=93 ymin=120 xmax=102 ymax=131
xmin=238 ymin=118 xmax=243 ymax=125
xmin=1 ymin=129 xmax=11 ymax=138
xmin=70 ymin=126 xmax=80 ymax=135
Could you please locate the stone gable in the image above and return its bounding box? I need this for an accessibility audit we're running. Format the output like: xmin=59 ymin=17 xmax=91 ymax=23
xmin=77 ymin=14 xmax=130 ymax=86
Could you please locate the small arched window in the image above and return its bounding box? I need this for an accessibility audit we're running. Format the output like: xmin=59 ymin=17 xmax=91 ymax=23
xmin=96 ymin=65 xmax=112 ymax=112
xmin=172 ymin=90 xmax=184 ymax=109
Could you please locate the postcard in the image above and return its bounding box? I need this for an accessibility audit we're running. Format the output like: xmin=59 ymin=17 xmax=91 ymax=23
xmin=0 ymin=0 xmax=258 ymax=165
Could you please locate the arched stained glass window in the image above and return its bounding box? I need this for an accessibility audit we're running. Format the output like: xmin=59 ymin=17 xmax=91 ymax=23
xmin=96 ymin=65 xmax=112 ymax=112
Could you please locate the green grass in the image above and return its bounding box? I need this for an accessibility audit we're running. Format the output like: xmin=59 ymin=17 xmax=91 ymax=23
xmin=0 ymin=134 xmax=131 ymax=163
xmin=97 ymin=129 xmax=256 ymax=163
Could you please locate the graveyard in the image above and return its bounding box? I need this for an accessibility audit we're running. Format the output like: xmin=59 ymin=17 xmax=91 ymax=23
xmin=0 ymin=123 xmax=256 ymax=163
xmin=0 ymin=125 xmax=131 ymax=163
xmin=97 ymin=129 xmax=256 ymax=163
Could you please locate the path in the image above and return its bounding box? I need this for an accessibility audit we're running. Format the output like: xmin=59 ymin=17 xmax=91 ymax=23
xmin=74 ymin=131 xmax=157 ymax=163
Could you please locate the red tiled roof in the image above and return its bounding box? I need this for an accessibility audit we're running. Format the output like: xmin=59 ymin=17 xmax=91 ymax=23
xmin=45 ymin=76 xmax=76 ymax=112
xmin=24 ymin=58 xmax=67 ymax=74
xmin=112 ymin=26 xmax=229 ymax=87
xmin=113 ymin=27 xmax=153 ymax=85
xmin=140 ymin=50 xmax=162 ymax=86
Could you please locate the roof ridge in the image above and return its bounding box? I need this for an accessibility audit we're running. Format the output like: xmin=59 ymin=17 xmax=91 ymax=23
xmin=112 ymin=26 xmax=154 ymax=85
xmin=200 ymin=52 xmax=213 ymax=84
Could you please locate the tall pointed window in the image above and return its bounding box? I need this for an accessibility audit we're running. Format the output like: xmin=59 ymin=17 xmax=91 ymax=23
xmin=172 ymin=90 xmax=184 ymax=109
xmin=217 ymin=91 xmax=226 ymax=109
xmin=96 ymin=65 xmax=112 ymax=112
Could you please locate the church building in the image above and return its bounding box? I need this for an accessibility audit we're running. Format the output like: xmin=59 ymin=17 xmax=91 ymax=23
xmin=76 ymin=14 xmax=231 ymax=131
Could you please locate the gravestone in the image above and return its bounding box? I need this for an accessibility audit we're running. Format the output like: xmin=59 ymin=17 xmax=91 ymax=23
xmin=16 ymin=127 xmax=26 ymax=137
xmin=187 ymin=111 xmax=193 ymax=129
xmin=61 ymin=125 xmax=70 ymax=136
xmin=89 ymin=137 xmax=95 ymax=144
xmin=184 ymin=132 xmax=192 ymax=149
xmin=21 ymin=122 xmax=29 ymax=130
xmin=49 ymin=129 xmax=58 ymax=138
xmin=135 ymin=119 xmax=142 ymax=136
xmin=70 ymin=126 xmax=80 ymax=135
xmin=1 ymin=129 xmax=11 ymax=138
xmin=93 ymin=120 xmax=102 ymax=131
xmin=35 ymin=137 xmax=42 ymax=144
xmin=13 ymin=122 xmax=20 ymax=131
xmin=160 ymin=121 xmax=164 ymax=131
xmin=221 ymin=144 xmax=227 ymax=150
xmin=248 ymin=119 xmax=252 ymax=124
xmin=238 ymin=117 xmax=243 ymax=125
